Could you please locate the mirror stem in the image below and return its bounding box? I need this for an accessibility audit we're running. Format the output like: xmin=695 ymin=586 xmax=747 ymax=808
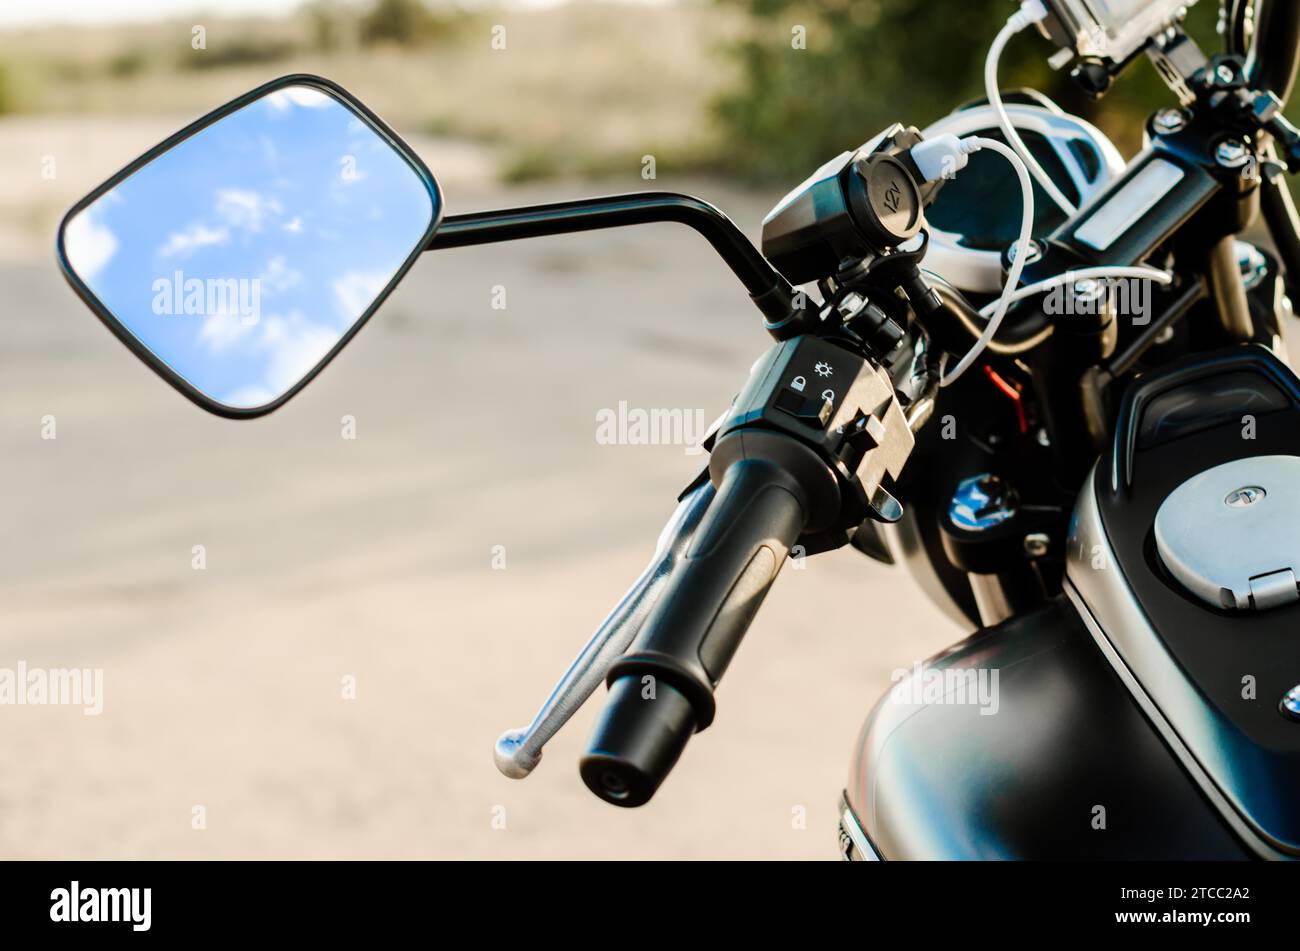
xmin=426 ymin=192 xmax=806 ymax=336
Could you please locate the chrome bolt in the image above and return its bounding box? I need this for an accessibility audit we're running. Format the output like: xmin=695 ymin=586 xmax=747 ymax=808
xmin=1152 ymin=108 xmax=1187 ymax=135
xmin=1216 ymin=140 xmax=1251 ymax=168
xmin=1023 ymin=533 xmax=1050 ymax=558
xmin=1007 ymin=238 xmax=1044 ymax=266
xmin=1073 ymin=278 xmax=1107 ymax=306
xmin=1215 ymin=63 xmax=1236 ymax=85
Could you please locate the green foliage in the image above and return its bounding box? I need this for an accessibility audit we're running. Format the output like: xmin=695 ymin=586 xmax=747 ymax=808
xmin=713 ymin=0 xmax=1224 ymax=181
xmin=305 ymin=0 xmax=346 ymax=52
xmin=501 ymin=146 xmax=565 ymax=184
xmin=359 ymin=0 xmax=443 ymax=46
xmin=179 ymin=36 xmax=299 ymax=71
xmin=107 ymin=49 xmax=149 ymax=79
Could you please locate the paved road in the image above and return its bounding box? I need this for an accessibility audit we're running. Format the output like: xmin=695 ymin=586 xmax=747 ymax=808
xmin=0 ymin=128 xmax=959 ymax=858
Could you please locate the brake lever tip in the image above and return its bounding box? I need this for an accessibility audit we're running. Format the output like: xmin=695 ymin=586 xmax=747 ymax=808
xmin=494 ymin=729 xmax=541 ymax=779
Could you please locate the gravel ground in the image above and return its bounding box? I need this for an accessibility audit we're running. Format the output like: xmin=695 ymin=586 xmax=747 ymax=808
xmin=0 ymin=116 xmax=960 ymax=859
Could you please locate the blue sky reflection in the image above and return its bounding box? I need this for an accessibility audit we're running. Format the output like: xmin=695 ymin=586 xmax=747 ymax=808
xmin=62 ymin=84 xmax=436 ymax=409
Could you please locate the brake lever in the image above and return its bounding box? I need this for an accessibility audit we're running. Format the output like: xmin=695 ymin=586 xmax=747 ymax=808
xmin=493 ymin=479 xmax=716 ymax=778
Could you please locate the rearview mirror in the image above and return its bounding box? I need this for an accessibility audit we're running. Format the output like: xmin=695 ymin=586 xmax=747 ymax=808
xmin=57 ymin=74 xmax=441 ymax=417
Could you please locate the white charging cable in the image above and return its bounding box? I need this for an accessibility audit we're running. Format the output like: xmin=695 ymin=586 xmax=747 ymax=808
xmin=912 ymin=133 xmax=1035 ymax=386
xmin=909 ymin=130 xmax=1175 ymax=384
xmin=987 ymin=0 xmax=1077 ymax=218
xmin=976 ymin=266 xmax=1174 ymax=317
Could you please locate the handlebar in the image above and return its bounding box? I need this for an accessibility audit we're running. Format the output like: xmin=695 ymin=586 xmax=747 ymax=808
xmin=571 ymin=326 xmax=917 ymax=806
xmin=428 ymin=192 xmax=805 ymax=333
xmin=492 ymin=329 xmax=913 ymax=806
xmin=579 ymin=434 xmax=829 ymax=806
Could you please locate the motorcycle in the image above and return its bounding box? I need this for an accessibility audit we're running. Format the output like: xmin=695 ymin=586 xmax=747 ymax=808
xmin=54 ymin=0 xmax=1300 ymax=859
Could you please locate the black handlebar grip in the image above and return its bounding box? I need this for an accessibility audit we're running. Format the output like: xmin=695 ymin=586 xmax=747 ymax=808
xmin=580 ymin=440 xmax=825 ymax=807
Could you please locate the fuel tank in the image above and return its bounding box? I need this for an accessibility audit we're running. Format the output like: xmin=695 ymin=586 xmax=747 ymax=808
xmin=846 ymin=345 xmax=1300 ymax=860
xmin=844 ymin=596 xmax=1251 ymax=859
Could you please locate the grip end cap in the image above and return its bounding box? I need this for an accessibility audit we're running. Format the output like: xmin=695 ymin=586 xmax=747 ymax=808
xmin=580 ymin=676 xmax=696 ymax=807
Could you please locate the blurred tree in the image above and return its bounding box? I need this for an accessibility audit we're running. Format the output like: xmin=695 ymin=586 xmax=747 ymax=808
xmin=714 ymin=0 xmax=1223 ymax=180
xmin=305 ymin=0 xmax=347 ymax=52
xmin=360 ymin=0 xmax=441 ymax=46
xmin=179 ymin=36 xmax=299 ymax=70
xmin=106 ymin=49 xmax=148 ymax=79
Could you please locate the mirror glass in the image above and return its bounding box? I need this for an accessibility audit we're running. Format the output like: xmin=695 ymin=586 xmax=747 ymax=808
xmin=59 ymin=82 xmax=439 ymax=413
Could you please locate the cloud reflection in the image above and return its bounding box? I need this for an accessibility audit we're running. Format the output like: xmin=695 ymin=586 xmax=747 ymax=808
xmin=60 ymin=83 xmax=436 ymax=410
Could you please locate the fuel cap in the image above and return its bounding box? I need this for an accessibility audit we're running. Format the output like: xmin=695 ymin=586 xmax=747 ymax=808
xmin=1155 ymin=455 xmax=1300 ymax=610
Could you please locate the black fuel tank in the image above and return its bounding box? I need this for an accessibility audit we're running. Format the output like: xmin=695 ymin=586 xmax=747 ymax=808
xmin=845 ymin=596 xmax=1251 ymax=860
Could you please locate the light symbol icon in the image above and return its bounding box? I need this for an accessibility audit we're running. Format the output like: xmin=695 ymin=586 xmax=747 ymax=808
xmin=814 ymin=361 xmax=833 ymax=378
